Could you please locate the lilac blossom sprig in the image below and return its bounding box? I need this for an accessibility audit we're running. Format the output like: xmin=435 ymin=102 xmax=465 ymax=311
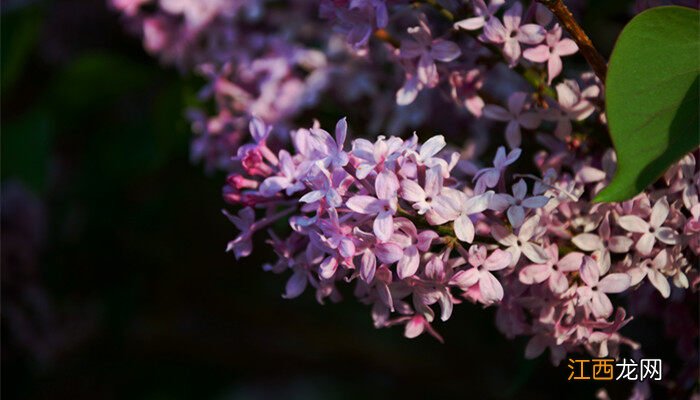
xmin=222 ymin=117 xmax=699 ymax=365
xmin=112 ymin=2 xmax=700 ymax=386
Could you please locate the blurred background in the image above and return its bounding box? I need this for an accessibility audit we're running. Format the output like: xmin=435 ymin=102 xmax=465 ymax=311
xmin=1 ymin=1 xmax=697 ymax=399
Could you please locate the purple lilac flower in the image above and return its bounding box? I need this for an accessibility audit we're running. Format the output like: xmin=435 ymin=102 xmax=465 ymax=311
xmin=523 ymin=24 xmax=578 ymax=84
xmin=480 ymin=2 xmax=546 ymax=66
xmin=399 ymin=17 xmax=461 ymax=87
xmin=483 ymin=92 xmax=541 ymax=148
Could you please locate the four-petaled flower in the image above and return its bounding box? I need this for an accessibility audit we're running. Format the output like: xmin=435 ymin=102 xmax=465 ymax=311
xmin=473 ymin=146 xmax=522 ymax=194
xmin=577 ymin=256 xmax=631 ymax=318
xmin=480 ymin=2 xmax=546 ymax=66
xmin=401 ymin=164 xmax=444 ymax=215
xmin=618 ymin=196 xmax=679 ymax=255
xmin=346 ymin=170 xmax=400 ymax=242
xmin=519 ymin=245 xmax=583 ymax=294
xmin=450 ymin=245 xmax=512 ymax=303
xmin=400 ymin=18 xmax=461 ymax=86
xmin=523 ymin=24 xmax=578 ymax=84
xmin=453 ymin=0 xmax=505 ymax=31
xmin=494 ymin=179 xmax=550 ymax=228
xmin=572 ymin=212 xmax=634 ymax=272
xmin=483 ymin=92 xmax=541 ymax=148
xmin=492 ymin=215 xmax=549 ymax=266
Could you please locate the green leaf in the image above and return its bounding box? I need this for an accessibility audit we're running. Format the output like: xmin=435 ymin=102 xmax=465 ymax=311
xmin=595 ymin=6 xmax=700 ymax=203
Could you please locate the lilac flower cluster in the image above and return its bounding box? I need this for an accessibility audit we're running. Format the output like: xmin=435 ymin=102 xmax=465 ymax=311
xmin=222 ymin=116 xmax=699 ymax=363
xmin=113 ymin=0 xmax=699 ymax=383
xmin=110 ymin=0 xmax=599 ymax=172
xmin=113 ymin=0 xmax=367 ymax=172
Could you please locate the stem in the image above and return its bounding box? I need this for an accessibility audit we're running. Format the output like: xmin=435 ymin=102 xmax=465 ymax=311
xmin=537 ymin=0 xmax=607 ymax=82
xmin=422 ymin=0 xmax=454 ymax=21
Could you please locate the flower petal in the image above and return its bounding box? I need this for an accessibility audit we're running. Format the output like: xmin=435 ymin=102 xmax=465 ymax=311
xmin=597 ymin=273 xmax=631 ymax=293
xmin=283 ymin=271 xmax=307 ymax=299
xmin=517 ymin=24 xmax=546 ymax=45
xmin=397 ymin=245 xmax=420 ymax=279
xmin=591 ymin=292 xmax=613 ymax=318
xmin=523 ymin=44 xmax=550 ymax=63
xmin=374 ymin=211 xmax=394 ymax=242
xmin=618 ymin=215 xmax=649 ymax=233
xmin=557 ymin=252 xmax=584 ymax=272
xmin=420 ymin=135 xmax=447 ymax=160
xmin=360 ymin=251 xmax=377 ymax=283
xmin=430 ymin=40 xmax=461 ymax=62
xmin=484 ymin=248 xmax=512 ymax=271
xmin=479 ymin=269 xmax=504 ymax=303
xmin=401 ymin=180 xmax=426 ymax=202
xmin=650 ymin=196 xmax=670 ymax=228
xmin=521 ymin=242 xmax=549 ymax=263
xmin=451 ymin=268 xmax=480 ymax=289
xmin=454 ymin=214 xmax=476 ymax=242
xmin=572 ymin=233 xmax=603 ymax=251
xmin=375 ymin=242 xmax=403 ymax=264
xmin=647 ymin=269 xmax=671 ymax=298
xmin=580 ymin=256 xmax=599 ymax=286
xmin=519 ymin=263 xmax=551 ymax=284
xmin=483 ymin=104 xmax=512 ymax=121
xmin=507 ymin=205 xmax=526 ymax=228
xmin=635 ymin=232 xmax=655 ymax=255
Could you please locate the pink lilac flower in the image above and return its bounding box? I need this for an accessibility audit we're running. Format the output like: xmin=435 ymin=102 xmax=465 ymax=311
xmin=400 ymin=165 xmax=444 ymax=215
xmin=617 ymin=196 xmax=679 ymax=255
xmin=449 ymin=69 xmax=485 ymax=117
xmin=259 ymin=150 xmax=306 ymax=196
xmin=519 ymin=245 xmax=583 ymax=294
xmin=453 ymin=0 xmax=505 ymax=31
xmin=577 ymin=256 xmax=631 ymax=318
xmin=473 ymin=146 xmax=522 ymax=194
xmin=523 ymin=24 xmax=578 ymax=84
xmin=629 ymin=249 xmax=673 ymax=298
xmin=322 ymin=1 xmax=375 ymax=50
xmin=451 ymin=245 xmax=511 ymax=304
xmin=572 ymin=212 xmax=634 ymax=272
xmin=352 ymin=136 xmax=405 ymax=179
xmin=218 ymin=116 xmax=697 ymax=371
xmin=483 ymin=91 xmax=541 ymax=148
xmin=399 ymin=18 xmax=461 ymax=86
xmin=686 ymin=203 xmax=700 ymax=255
xmin=480 ymin=2 xmax=546 ymax=66
xmin=497 ymin=179 xmax=550 ymax=228
xmin=346 ymin=170 xmax=400 ymax=241
xmin=545 ymin=80 xmax=596 ymax=139
xmin=434 ymin=190 xmax=492 ymax=243
xmin=409 ymin=135 xmax=448 ymax=165
xmin=350 ymin=0 xmax=389 ymax=29
xmin=665 ymin=153 xmax=699 ymax=209
xmin=299 ymin=167 xmax=344 ymax=208
xmin=492 ymin=215 xmax=549 ymax=266
xmin=314 ymin=117 xmax=350 ymax=168
xmin=393 ymin=219 xmax=439 ymax=278
xmin=223 ymin=207 xmax=256 ymax=259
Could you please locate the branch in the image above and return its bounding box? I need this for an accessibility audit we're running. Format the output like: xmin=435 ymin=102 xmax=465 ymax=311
xmin=537 ymin=0 xmax=608 ymax=82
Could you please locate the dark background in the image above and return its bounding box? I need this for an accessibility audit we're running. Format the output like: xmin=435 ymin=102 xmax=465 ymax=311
xmin=1 ymin=1 xmax=695 ymax=399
